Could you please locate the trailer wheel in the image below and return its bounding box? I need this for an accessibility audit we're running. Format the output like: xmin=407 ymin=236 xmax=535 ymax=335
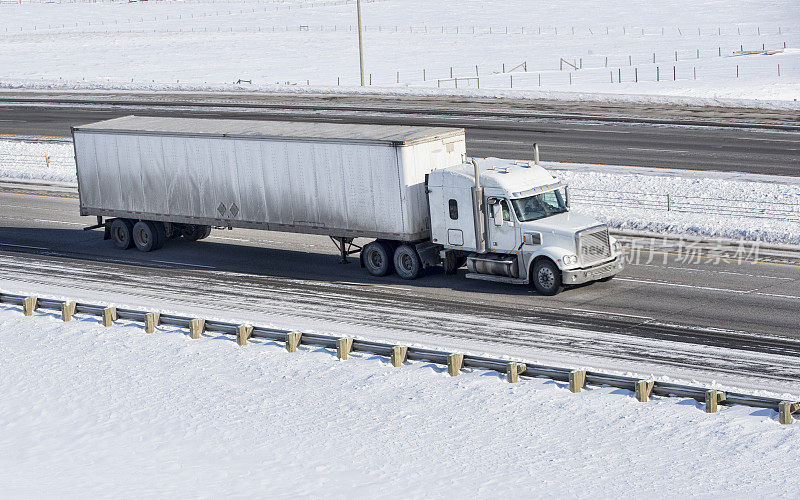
xmin=152 ymin=221 xmax=167 ymax=250
xmin=132 ymin=221 xmax=159 ymax=252
xmin=109 ymin=218 xmax=134 ymax=250
xmin=394 ymin=244 xmax=422 ymax=280
xmin=362 ymin=241 xmax=392 ymax=277
xmin=532 ymin=259 xmax=562 ymax=296
xmin=182 ymin=224 xmax=211 ymax=241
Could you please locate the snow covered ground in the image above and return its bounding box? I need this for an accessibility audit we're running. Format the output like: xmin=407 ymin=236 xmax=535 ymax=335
xmin=0 ymin=0 xmax=798 ymax=104
xmin=0 ymin=305 xmax=798 ymax=497
xmin=2 ymin=137 xmax=798 ymax=244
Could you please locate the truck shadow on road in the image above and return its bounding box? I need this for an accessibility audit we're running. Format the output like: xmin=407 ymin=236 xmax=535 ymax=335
xmin=0 ymin=226 xmax=620 ymax=299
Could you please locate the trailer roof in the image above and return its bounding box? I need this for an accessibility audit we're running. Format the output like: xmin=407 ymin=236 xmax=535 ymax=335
xmin=73 ymin=115 xmax=464 ymax=146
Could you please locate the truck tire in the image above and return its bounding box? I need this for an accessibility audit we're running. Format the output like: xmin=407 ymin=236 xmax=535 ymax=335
xmin=132 ymin=221 xmax=159 ymax=252
xmin=152 ymin=221 xmax=167 ymax=250
xmin=442 ymin=251 xmax=459 ymax=274
xmin=109 ymin=218 xmax=134 ymax=250
xmin=532 ymin=259 xmax=562 ymax=296
xmin=394 ymin=244 xmax=422 ymax=280
xmin=362 ymin=241 xmax=392 ymax=277
xmin=182 ymin=224 xmax=211 ymax=241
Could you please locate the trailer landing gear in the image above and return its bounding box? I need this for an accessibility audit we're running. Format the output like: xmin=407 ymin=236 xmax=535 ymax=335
xmin=331 ymin=237 xmax=361 ymax=264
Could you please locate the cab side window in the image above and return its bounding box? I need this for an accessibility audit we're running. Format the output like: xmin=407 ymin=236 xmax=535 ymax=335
xmin=500 ymin=199 xmax=511 ymax=221
xmin=449 ymin=199 xmax=458 ymax=220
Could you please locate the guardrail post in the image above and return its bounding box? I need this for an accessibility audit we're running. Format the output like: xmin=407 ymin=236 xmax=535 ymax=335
xmin=506 ymin=362 xmax=527 ymax=383
xmin=61 ymin=301 xmax=76 ymax=322
xmin=236 ymin=324 xmax=253 ymax=346
xmin=779 ymin=401 xmax=799 ymax=424
xmin=705 ymin=390 xmax=726 ymax=413
xmin=447 ymin=353 xmax=464 ymax=376
xmin=286 ymin=331 xmax=302 ymax=352
xmin=569 ymin=370 xmax=586 ymax=393
xmin=189 ymin=318 xmax=205 ymax=339
xmin=144 ymin=312 xmax=160 ymax=334
xmin=390 ymin=346 xmax=407 ymax=367
xmin=336 ymin=337 xmax=353 ymax=360
xmin=102 ymin=306 xmax=117 ymax=327
xmin=635 ymin=380 xmax=654 ymax=402
xmin=22 ymin=296 xmax=37 ymax=316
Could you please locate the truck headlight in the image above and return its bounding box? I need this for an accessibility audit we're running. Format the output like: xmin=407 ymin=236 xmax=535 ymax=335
xmin=613 ymin=241 xmax=621 ymax=253
xmin=562 ymin=254 xmax=578 ymax=265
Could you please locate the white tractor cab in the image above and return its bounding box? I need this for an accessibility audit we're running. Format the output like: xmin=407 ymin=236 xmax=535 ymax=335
xmin=427 ymin=157 xmax=624 ymax=295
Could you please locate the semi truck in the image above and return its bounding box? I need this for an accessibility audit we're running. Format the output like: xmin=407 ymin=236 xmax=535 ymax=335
xmin=72 ymin=116 xmax=624 ymax=295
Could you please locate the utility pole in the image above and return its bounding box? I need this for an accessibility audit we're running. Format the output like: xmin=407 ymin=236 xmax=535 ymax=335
xmin=357 ymin=0 xmax=365 ymax=86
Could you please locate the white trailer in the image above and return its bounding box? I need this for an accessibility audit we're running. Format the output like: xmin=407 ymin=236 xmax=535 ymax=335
xmin=72 ymin=116 xmax=624 ymax=295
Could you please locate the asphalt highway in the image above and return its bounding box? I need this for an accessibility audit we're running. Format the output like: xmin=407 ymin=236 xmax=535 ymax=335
xmin=2 ymin=192 xmax=800 ymax=387
xmin=0 ymin=97 xmax=799 ymax=175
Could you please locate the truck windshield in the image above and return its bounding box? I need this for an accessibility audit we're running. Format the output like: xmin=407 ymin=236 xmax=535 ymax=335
xmin=511 ymin=190 xmax=568 ymax=222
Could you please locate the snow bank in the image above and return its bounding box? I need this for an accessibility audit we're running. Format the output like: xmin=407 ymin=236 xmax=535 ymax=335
xmin=0 ymin=306 xmax=798 ymax=497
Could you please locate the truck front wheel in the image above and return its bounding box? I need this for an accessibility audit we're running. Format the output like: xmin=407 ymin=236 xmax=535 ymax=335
xmin=532 ymin=259 xmax=562 ymax=296
xmin=362 ymin=241 xmax=392 ymax=277
xmin=394 ymin=244 xmax=422 ymax=280
xmin=109 ymin=218 xmax=135 ymax=250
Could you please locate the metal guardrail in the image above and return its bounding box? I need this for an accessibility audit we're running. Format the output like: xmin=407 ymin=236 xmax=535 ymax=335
xmin=2 ymin=290 xmax=797 ymax=422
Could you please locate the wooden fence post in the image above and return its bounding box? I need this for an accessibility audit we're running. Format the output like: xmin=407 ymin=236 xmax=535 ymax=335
xmin=189 ymin=318 xmax=205 ymax=339
xmin=236 ymin=324 xmax=253 ymax=346
xmin=61 ymin=301 xmax=76 ymax=322
xmin=285 ymin=331 xmax=302 ymax=352
xmin=635 ymin=380 xmax=654 ymax=402
xmin=102 ymin=306 xmax=116 ymax=327
xmin=336 ymin=337 xmax=353 ymax=360
xmin=507 ymin=362 xmax=526 ymax=383
xmin=447 ymin=353 xmax=464 ymax=376
xmin=144 ymin=312 xmax=160 ymax=334
xmin=705 ymin=390 xmax=726 ymax=413
xmin=779 ymin=401 xmax=799 ymax=424
xmin=22 ymin=296 xmax=37 ymax=316
xmin=390 ymin=346 xmax=407 ymax=367
xmin=569 ymin=370 xmax=586 ymax=393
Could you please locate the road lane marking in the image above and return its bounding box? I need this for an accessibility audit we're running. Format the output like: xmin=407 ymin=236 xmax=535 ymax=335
xmin=0 ymin=243 xmax=49 ymax=250
xmin=628 ymin=249 xmax=800 ymax=269
xmin=333 ymin=281 xmax=412 ymax=291
xmin=616 ymin=277 xmax=800 ymax=300
xmin=626 ymin=147 xmax=689 ymax=153
xmin=629 ymin=262 xmax=795 ymax=280
xmin=152 ymin=260 xmax=216 ymax=269
xmin=567 ymin=307 xmax=652 ymax=320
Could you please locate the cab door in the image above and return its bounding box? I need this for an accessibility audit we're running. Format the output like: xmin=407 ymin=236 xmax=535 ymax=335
xmin=487 ymin=198 xmax=518 ymax=252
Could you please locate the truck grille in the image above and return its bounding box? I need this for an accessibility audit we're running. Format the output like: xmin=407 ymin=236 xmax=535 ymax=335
xmin=578 ymin=226 xmax=611 ymax=265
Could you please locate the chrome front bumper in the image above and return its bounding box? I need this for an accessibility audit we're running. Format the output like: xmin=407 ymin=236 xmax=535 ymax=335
xmin=562 ymin=254 xmax=625 ymax=285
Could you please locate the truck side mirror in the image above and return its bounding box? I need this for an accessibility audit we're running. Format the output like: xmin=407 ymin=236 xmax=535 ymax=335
xmin=492 ymin=203 xmax=503 ymax=226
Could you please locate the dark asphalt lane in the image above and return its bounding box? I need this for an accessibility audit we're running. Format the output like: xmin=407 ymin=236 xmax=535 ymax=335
xmin=2 ymin=192 xmax=799 ymax=343
xmin=0 ymin=103 xmax=798 ymax=175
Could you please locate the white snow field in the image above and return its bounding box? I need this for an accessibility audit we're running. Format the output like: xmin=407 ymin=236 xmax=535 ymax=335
xmin=0 ymin=0 xmax=798 ymax=104
xmin=2 ymin=137 xmax=798 ymax=244
xmin=0 ymin=305 xmax=798 ymax=497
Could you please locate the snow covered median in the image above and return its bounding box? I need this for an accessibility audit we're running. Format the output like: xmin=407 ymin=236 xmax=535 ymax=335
xmin=2 ymin=137 xmax=798 ymax=244
xmin=0 ymin=305 xmax=798 ymax=497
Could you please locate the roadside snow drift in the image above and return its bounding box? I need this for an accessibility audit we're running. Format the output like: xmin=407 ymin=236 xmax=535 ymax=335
xmin=0 ymin=306 xmax=799 ymax=497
